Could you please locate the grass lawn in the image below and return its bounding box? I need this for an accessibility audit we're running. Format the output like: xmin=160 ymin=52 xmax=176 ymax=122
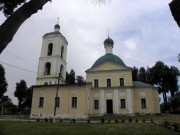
xmin=0 ymin=121 xmax=179 ymax=135
xmin=90 ymin=114 xmax=180 ymax=124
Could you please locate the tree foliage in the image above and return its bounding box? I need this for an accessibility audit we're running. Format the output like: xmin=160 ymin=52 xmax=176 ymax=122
xmin=178 ymin=53 xmax=180 ymax=62
xmin=138 ymin=67 xmax=146 ymax=83
xmin=0 ymin=64 xmax=8 ymax=103
xmin=132 ymin=61 xmax=179 ymax=112
xmin=66 ymin=69 xmax=76 ymax=85
xmin=0 ymin=0 xmax=26 ymax=16
xmin=22 ymin=86 xmax=33 ymax=108
xmin=132 ymin=67 xmax=138 ymax=81
xmin=14 ymin=79 xmax=27 ymax=110
xmin=76 ymin=76 xmax=85 ymax=86
xmin=0 ymin=0 xmax=51 ymax=54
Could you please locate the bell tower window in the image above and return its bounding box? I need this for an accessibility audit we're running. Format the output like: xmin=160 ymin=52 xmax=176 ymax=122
xmin=47 ymin=43 xmax=53 ymax=56
xmin=60 ymin=65 xmax=63 ymax=77
xmin=44 ymin=62 xmax=51 ymax=75
xmin=61 ymin=46 xmax=64 ymax=58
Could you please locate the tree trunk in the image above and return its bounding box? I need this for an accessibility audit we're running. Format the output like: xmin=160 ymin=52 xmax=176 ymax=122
xmin=0 ymin=0 xmax=51 ymax=54
xmin=164 ymin=91 xmax=168 ymax=113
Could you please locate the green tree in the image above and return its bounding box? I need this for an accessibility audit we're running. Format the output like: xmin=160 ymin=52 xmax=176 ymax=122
xmin=0 ymin=64 xmax=8 ymax=103
xmin=132 ymin=67 xmax=138 ymax=81
xmin=138 ymin=67 xmax=146 ymax=83
xmin=66 ymin=69 xmax=76 ymax=85
xmin=14 ymin=80 xmax=27 ymax=111
xmin=178 ymin=53 xmax=180 ymax=62
xmin=149 ymin=61 xmax=169 ymax=112
xmin=76 ymin=76 xmax=85 ymax=86
xmin=149 ymin=61 xmax=179 ymax=112
xmin=168 ymin=66 xmax=179 ymax=97
xmin=22 ymin=86 xmax=33 ymax=108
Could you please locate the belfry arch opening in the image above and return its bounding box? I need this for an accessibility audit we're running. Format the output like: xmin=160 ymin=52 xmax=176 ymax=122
xmin=44 ymin=62 xmax=51 ymax=75
xmin=47 ymin=43 xmax=53 ymax=56
xmin=61 ymin=46 xmax=64 ymax=58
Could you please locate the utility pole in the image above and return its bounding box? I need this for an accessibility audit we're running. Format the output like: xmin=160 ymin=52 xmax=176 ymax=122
xmin=53 ymin=72 xmax=61 ymax=123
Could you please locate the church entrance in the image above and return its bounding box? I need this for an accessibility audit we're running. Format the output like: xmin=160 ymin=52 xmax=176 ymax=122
xmin=106 ymin=100 xmax=113 ymax=114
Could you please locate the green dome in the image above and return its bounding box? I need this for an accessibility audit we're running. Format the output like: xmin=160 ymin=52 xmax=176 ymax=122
xmin=91 ymin=54 xmax=126 ymax=68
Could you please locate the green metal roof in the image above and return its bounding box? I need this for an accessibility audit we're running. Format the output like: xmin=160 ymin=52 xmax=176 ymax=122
xmin=91 ymin=54 xmax=126 ymax=69
xmin=133 ymin=81 xmax=153 ymax=87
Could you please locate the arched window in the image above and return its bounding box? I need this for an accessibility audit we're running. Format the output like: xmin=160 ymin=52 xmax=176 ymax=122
xmin=44 ymin=62 xmax=51 ymax=75
xmin=60 ymin=65 xmax=63 ymax=77
xmin=47 ymin=43 xmax=53 ymax=56
xmin=61 ymin=46 xmax=64 ymax=58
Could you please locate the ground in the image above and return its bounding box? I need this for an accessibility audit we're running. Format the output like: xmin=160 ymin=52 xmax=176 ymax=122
xmin=0 ymin=114 xmax=179 ymax=135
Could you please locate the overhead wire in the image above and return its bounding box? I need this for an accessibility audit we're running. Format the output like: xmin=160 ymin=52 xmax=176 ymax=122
xmin=4 ymin=50 xmax=38 ymax=67
xmin=0 ymin=61 xmax=37 ymax=74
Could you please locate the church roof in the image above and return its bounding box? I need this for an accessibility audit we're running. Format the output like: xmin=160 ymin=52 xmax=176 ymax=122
xmin=104 ymin=37 xmax=114 ymax=45
xmin=133 ymin=81 xmax=154 ymax=88
xmin=90 ymin=54 xmax=126 ymax=69
xmin=43 ymin=31 xmax=68 ymax=44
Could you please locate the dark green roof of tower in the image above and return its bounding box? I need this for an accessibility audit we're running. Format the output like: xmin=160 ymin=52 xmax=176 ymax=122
xmin=91 ymin=54 xmax=126 ymax=69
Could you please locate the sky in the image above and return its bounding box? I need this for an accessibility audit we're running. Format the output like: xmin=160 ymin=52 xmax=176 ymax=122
xmin=0 ymin=0 xmax=180 ymax=104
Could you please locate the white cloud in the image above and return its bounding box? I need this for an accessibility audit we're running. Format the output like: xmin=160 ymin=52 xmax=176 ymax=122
xmin=124 ymin=38 xmax=137 ymax=52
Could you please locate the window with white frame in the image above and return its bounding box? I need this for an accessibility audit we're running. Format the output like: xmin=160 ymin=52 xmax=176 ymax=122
xmin=106 ymin=78 xmax=111 ymax=87
xmin=119 ymin=78 xmax=124 ymax=86
xmin=120 ymin=99 xmax=126 ymax=108
xmin=39 ymin=97 xmax=44 ymax=108
xmin=141 ymin=98 xmax=146 ymax=108
xmin=94 ymin=100 xmax=99 ymax=109
xmin=94 ymin=79 xmax=99 ymax=87
xmin=72 ymin=97 xmax=77 ymax=108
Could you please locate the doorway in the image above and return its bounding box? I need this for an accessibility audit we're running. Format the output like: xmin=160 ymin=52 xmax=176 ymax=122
xmin=106 ymin=100 xmax=113 ymax=114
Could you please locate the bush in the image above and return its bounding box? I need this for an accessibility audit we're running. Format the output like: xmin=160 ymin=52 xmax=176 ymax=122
xmin=162 ymin=121 xmax=169 ymax=128
xmin=59 ymin=119 xmax=63 ymax=123
xmin=150 ymin=119 xmax=153 ymax=123
xmin=115 ymin=119 xmax=118 ymax=123
xmin=0 ymin=124 xmax=6 ymax=135
xmin=108 ymin=119 xmax=111 ymax=123
xmin=44 ymin=118 xmax=48 ymax=122
xmin=72 ymin=119 xmax=76 ymax=123
xmin=121 ymin=119 xmax=125 ymax=123
xmin=135 ymin=119 xmax=138 ymax=123
xmin=87 ymin=119 xmax=90 ymax=123
xmin=172 ymin=122 xmax=179 ymax=132
xmin=128 ymin=118 xmax=132 ymax=123
xmin=143 ymin=119 xmax=146 ymax=123
xmin=101 ymin=117 xmax=105 ymax=123
xmin=36 ymin=118 xmax=40 ymax=122
xmin=135 ymin=112 xmax=140 ymax=116
xmin=49 ymin=118 xmax=53 ymax=123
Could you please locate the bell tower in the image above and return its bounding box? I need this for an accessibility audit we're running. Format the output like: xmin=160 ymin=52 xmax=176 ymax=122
xmin=36 ymin=22 xmax=68 ymax=85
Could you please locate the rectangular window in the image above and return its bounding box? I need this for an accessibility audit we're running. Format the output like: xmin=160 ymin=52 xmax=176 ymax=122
xmin=39 ymin=97 xmax=44 ymax=108
xmin=72 ymin=97 xmax=77 ymax=108
xmin=107 ymin=79 xmax=111 ymax=87
xmin=120 ymin=78 xmax=124 ymax=86
xmin=120 ymin=99 xmax=126 ymax=108
xmin=141 ymin=98 xmax=146 ymax=108
xmin=55 ymin=97 xmax=60 ymax=108
xmin=94 ymin=100 xmax=99 ymax=110
xmin=94 ymin=79 xmax=99 ymax=88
